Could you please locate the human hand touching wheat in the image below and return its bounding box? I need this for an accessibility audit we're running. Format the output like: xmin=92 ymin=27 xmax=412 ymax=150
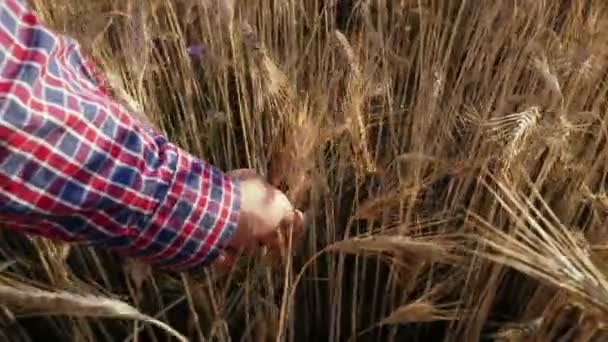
xmin=214 ymin=169 xmax=304 ymax=270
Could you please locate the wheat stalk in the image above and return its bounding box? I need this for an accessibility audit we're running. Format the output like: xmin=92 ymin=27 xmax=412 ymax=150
xmin=478 ymin=106 xmax=543 ymax=169
xmin=334 ymin=30 xmax=377 ymax=175
xmin=328 ymin=234 xmax=462 ymax=265
xmin=0 ymin=284 xmax=187 ymax=342
xmin=469 ymin=176 xmax=608 ymax=317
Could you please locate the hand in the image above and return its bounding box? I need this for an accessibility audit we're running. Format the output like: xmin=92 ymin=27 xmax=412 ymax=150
xmin=214 ymin=169 xmax=304 ymax=271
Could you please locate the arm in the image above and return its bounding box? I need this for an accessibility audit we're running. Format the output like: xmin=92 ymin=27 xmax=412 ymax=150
xmin=0 ymin=0 xmax=240 ymax=272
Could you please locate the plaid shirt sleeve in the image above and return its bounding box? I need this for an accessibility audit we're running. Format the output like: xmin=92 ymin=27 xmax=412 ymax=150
xmin=0 ymin=0 xmax=241 ymax=272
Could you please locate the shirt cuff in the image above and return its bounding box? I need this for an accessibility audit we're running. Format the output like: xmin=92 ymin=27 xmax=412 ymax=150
xmin=121 ymin=146 xmax=241 ymax=272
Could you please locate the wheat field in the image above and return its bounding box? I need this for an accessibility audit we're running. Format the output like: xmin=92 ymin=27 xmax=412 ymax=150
xmin=2 ymin=0 xmax=608 ymax=341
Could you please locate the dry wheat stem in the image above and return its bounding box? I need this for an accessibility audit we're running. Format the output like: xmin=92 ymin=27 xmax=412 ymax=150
xmin=0 ymin=284 xmax=188 ymax=342
xmin=334 ymin=30 xmax=376 ymax=174
xmin=469 ymin=176 xmax=608 ymax=316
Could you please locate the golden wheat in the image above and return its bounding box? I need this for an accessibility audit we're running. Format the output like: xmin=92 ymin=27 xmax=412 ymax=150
xmin=4 ymin=0 xmax=608 ymax=341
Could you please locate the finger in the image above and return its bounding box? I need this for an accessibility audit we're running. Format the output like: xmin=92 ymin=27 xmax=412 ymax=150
xmin=260 ymin=209 xmax=302 ymax=253
xmin=225 ymin=221 xmax=258 ymax=255
xmin=280 ymin=209 xmax=305 ymax=244
xmin=258 ymin=213 xmax=290 ymax=251
xmin=278 ymin=209 xmax=305 ymax=258
xmin=291 ymin=209 xmax=305 ymax=242
xmin=212 ymin=249 xmax=238 ymax=273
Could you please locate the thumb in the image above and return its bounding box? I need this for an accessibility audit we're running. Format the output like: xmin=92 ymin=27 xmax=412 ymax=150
xmin=281 ymin=209 xmax=304 ymax=243
xmin=259 ymin=209 xmax=305 ymax=251
xmin=263 ymin=209 xmax=305 ymax=262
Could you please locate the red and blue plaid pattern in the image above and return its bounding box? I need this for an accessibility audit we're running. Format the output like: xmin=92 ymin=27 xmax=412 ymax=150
xmin=0 ymin=0 xmax=240 ymax=271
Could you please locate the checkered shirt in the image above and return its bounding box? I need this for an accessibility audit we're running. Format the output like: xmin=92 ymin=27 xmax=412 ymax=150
xmin=0 ymin=0 xmax=241 ymax=272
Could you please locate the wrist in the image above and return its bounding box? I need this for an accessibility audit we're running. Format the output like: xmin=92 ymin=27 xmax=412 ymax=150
xmin=118 ymin=146 xmax=241 ymax=272
xmin=162 ymin=160 xmax=242 ymax=272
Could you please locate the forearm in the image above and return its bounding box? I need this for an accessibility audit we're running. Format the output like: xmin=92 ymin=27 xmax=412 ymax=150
xmin=0 ymin=0 xmax=240 ymax=271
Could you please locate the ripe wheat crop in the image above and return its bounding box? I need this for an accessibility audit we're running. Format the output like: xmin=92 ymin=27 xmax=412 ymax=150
xmin=2 ymin=0 xmax=608 ymax=341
